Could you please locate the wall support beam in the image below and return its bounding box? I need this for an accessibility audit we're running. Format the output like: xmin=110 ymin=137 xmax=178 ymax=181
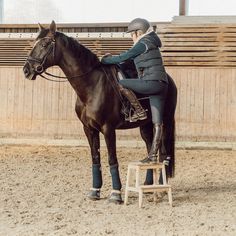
xmin=179 ymin=0 xmax=189 ymax=16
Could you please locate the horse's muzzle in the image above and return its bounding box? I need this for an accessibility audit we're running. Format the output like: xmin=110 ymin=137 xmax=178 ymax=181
xmin=23 ymin=62 xmax=36 ymax=80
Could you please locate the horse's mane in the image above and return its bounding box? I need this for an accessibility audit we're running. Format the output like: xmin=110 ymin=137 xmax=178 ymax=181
xmin=37 ymin=29 xmax=100 ymax=67
xmin=57 ymin=32 xmax=100 ymax=67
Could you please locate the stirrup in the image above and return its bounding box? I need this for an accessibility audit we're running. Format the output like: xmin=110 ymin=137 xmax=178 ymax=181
xmin=125 ymin=109 xmax=147 ymax=123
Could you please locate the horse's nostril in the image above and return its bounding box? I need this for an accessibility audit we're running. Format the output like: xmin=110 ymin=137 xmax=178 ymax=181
xmin=36 ymin=65 xmax=43 ymax=73
xmin=23 ymin=67 xmax=30 ymax=76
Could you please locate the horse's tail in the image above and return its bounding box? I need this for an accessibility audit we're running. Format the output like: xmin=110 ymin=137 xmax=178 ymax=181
xmin=160 ymin=73 xmax=177 ymax=178
xmin=165 ymin=119 xmax=176 ymax=178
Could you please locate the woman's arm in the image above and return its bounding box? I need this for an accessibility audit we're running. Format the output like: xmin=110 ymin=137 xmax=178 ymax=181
xmin=101 ymin=42 xmax=146 ymax=64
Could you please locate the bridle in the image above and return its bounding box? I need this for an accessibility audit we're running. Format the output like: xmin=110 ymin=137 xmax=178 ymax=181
xmin=26 ymin=36 xmax=98 ymax=82
xmin=27 ymin=37 xmax=56 ymax=73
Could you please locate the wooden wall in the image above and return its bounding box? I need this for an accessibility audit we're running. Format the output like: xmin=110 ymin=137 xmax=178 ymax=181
xmin=169 ymin=67 xmax=236 ymax=141
xmin=0 ymin=66 xmax=235 ymax=142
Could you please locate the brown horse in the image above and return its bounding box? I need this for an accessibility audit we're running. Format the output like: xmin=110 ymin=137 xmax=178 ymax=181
xmin=23 ymin=21 xmax=177 ymax=203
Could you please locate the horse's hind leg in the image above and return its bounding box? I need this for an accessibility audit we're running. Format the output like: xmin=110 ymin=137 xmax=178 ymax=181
xmin=83 ymin=125 xmax=102 ymax=200
xmin=103 ymin=126 xmax=122 ymax=204
xmin=139 ymin=123 xmax=155 ymax=185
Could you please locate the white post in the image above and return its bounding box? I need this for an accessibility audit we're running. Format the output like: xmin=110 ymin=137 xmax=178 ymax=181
xmin=179 ymin=0 xmax=189 ymax=16
xmin=0 ymin=0 xmax=3 ymax=23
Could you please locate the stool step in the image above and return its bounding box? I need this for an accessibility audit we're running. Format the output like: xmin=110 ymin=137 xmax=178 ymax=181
xmin=140 ymin=185 xmax=171 ymax=193
xmin=128 ymin=161 xmax=163 ymax=170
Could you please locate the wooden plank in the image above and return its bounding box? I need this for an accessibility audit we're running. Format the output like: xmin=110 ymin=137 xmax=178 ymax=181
xmin=160 ymin=37 xmax=218 ymax=42
xmin=158 ymin=33 xmax=219 ymax=38
xmin=0 ymin=68 xmax=8 ymax=133
xmin=162 ymin=42 xmax=219 ymax=46
xmin=221 ymin=46 xmax=236 ymax=51
xmin=14 ymin=68 xmax=25 ymax=135
xmin=163 ymin=57 xmax=218 ymax=62
xmin=161 ymin=52 xmax=218 ymax=57
xmin=219 ymin=69 xmax=228 ymax=140
xmin=223 ymin=38 xmax=236 ymax=42
xmin=218 ymin=62 xmax=236 ymax=66
xmin=228 ymin=69 xmax=236 ymax=140
xmin=177 ymin=68 xmax=188 ymax=138
xmin=194 ymin=68 xmax=204 ymax=137
xmin=163 ymin=61 xmax=220 ymax=66
xmin=6 ymin=68 xmax=15 ymax=133
xmin=157 ymin=27 xmax=220 ymax=33
xmin=213 ymin=68 xmax=221 ymax=138
xmin=221 ymin=57 xmax=236 ymax=62
xmin=223 ymin=32 xmax=236 ymax=37
xmin=23 ymin=72 xmax=34 ymax=134
xmin=223 ymin=27 xmax=236 ymax=32
xmin=12 ymin=68 xmax=20 ymax=134
xmin=31 ymin=77 xmax=47 ymax=136
xmin=161 ymin=46 xmax=218 ymax=51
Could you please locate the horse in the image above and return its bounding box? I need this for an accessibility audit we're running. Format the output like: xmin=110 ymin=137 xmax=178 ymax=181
xmin=23 ymin=21 xmax=177 ymax=203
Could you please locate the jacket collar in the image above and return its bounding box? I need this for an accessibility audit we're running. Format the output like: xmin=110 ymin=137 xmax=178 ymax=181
xmin=133 ymin=27 xmax=154 ymax=46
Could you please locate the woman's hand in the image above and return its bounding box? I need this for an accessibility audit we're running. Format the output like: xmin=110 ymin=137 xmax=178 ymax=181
xmin=100 ymin=53 xmax=112 ymax=61
xmin=104 ymin=53 xmax=112 ymax=57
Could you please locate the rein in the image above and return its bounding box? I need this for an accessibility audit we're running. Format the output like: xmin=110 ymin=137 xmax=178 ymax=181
xmin=39 ymin=73 xmax=68 ymax=82
xmin=39 ymin=65 xmax=98 ymax=82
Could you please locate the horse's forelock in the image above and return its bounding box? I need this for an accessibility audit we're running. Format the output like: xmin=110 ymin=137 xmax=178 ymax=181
xmin=36 ymin=29 xmax=50 ymax=40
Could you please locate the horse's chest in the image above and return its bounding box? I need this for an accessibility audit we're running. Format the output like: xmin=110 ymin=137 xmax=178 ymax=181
xmin=76 ymin=104 xmax=99 ymax=124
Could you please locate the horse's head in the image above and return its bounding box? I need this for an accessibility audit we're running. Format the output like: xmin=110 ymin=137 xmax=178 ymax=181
xmin=23 ymin=21 xmax=58 ymax=80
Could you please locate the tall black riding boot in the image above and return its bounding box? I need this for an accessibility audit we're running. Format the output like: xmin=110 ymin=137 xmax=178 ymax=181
xmin=119 ymin=86 xmax=147 ymax=122
xmin=140 ymin=124 xmax=163 ymax=163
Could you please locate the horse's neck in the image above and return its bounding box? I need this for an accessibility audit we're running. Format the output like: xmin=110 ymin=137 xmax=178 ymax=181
xmin=58 ymin=51 xmax=81 ymax=78
xmin=57 ymin=47 xmax=104 ymax=101
xmin=58 ymin=43 xmax=96 ymax=78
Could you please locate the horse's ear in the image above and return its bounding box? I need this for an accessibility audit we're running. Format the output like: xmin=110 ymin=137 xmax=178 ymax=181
xmin=38 ymin=23 xmax=45 ymax=31
xmin=49 ymin=20 xmax=56 ymax=34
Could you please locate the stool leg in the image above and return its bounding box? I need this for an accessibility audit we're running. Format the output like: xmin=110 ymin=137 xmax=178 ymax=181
xmin=153 ymin=168 xmax=158 ymax=185
xmin=124 ymin=167 xmax=131 ymax=205
xmin=135 ymin=167 xmax=140 ymax=188
xmin=139 ymin=189 xmax=143 ymax=208
xmin=168 ymin=187 xmax=173 ymax=206
xmin=153 ymin=168 xmax=158 ymax=203
xmin=162 ymin=164 xmax=167 ymax=185
xmin=136 ymin=167 xmax=142 ymax=207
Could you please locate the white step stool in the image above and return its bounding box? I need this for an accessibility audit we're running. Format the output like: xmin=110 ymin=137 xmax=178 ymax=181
xmin=124 ymin=161 xmax=173 ymax=208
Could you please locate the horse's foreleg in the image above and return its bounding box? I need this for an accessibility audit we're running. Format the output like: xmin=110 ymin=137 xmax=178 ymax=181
xmin=103 ymin=127 xmax=122 ymax=204
xmin=83 ymin=125 xmax=102 ymax=200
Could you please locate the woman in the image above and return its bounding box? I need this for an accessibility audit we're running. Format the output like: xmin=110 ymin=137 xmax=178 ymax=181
xmin=101 ymin=18 xmax=168 ymax=163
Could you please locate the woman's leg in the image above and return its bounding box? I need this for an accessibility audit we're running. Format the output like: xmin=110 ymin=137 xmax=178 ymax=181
xmin=140 ymin=84 xmax=168 ymax=163
xmin=118 ymin=83 xmax=147 ymax=122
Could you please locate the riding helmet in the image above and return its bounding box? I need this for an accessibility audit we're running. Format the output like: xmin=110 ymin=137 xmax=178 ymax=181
xmin=126 ymin=18 xmax=150 ymax=33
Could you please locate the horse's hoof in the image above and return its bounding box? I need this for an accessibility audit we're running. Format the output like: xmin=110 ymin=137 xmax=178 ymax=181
xmin=87 ymin=189 xmax=100 ymax=200
xmin=108 ymin=192 xmax=123 ymax=204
